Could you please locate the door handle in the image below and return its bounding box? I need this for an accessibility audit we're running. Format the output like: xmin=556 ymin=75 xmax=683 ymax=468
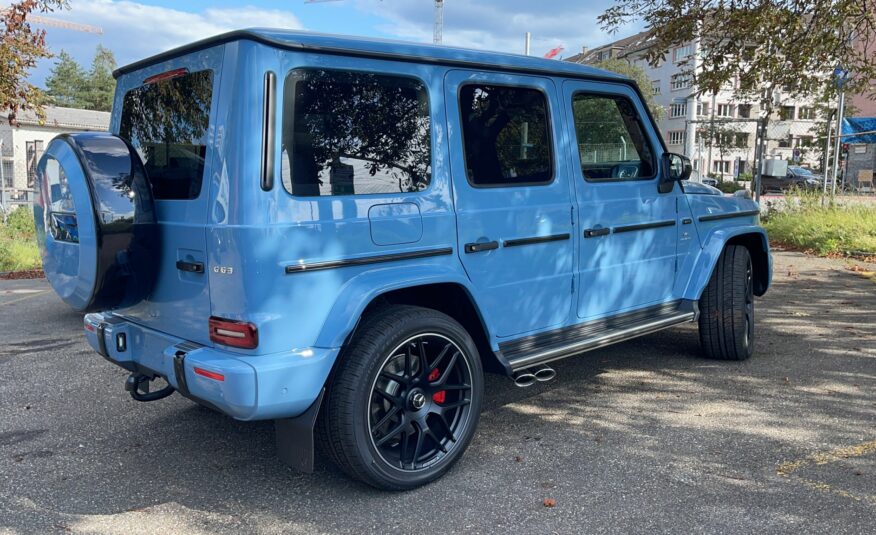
xmin=464 ymin=241 xmax=499 ymax=254
xmin=176 ymin=260 xmax=205 ymax=274
xmin=583 ymin=228 xmax=610 ymax=238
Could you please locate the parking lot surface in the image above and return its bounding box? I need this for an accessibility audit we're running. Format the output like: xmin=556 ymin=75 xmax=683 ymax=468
xmin=1 ymin=251 xmax=874 ymax=534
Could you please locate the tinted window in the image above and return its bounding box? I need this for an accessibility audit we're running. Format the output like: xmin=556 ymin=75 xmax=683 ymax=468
xmin=119 ymin=70 xmax=213 ymax=200
xmin=281 ymin=69 xmax=431 ymax=197
xmin=571 ymin=94 xmax=656 ymax=181
xmin=459 ymin=85 xmax=553 ymax=187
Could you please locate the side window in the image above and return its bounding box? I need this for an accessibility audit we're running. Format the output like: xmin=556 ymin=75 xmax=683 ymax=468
xmin=281 ymin=69 xmax=431 ymax=197
xmin=459 ymin=84 xmax=553 ymax=187
xmin=571 ymin=93 xmax=656 ymax=181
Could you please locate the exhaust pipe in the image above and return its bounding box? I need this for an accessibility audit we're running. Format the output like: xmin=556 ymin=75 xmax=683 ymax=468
xmin=512 ymin=365 xmax=556 ymax=387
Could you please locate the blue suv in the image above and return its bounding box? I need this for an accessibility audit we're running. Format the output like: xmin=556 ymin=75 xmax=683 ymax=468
xmin=33 ymin=29 xmax=771 ymax=490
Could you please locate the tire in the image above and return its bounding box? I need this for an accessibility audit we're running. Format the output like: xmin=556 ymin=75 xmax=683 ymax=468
xmin=698 ymin=245 xmax=755 ymax=360
xmin=34 ymin=133 xmax=159 ymax=312
xmin=318 ymin=305 xmax=484 ymax=490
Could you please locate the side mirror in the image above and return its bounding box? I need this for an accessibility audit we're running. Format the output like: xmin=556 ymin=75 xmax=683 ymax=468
xmin=660 ymin=152 xmax=691 ymax=193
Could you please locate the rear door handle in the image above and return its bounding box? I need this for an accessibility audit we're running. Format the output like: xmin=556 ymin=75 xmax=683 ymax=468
xmin=176 ymin=260 xmax=205 ymax=274
xmin=583 ymin=228 xmax=610 ymax=238
xmin=464 ymin=241 xmax=499 ymax=254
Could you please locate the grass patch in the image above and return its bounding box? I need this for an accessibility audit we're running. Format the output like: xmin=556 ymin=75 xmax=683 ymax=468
xmin=0 ymin=206 xmax=41 ymax=272
xmin=763 ymin=196 xmax=876 ymax=257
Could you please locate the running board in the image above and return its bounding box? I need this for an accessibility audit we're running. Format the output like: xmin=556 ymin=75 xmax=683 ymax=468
xmin=499 ymin=300 xmax=698 ymax=372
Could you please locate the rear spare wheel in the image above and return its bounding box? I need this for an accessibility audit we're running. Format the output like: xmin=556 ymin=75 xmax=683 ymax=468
xmin=33 ymin=133 xmax=160 ymax=312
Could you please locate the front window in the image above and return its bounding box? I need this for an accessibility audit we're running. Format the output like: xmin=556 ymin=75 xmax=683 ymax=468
xmin=119 ymin=69 xmax=214 ymax=200
xmin=281 ymin=69 xmax=431 ymax=197
xmin=571 ymin=93 xmax=656 ymax=181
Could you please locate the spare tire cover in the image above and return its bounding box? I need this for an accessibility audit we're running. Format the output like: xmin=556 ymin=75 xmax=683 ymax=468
xmin=33 ymin=132 xmax=160 ymax=312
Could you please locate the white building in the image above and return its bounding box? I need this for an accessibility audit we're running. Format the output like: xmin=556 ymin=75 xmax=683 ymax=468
xmin=566 ymin=32 xmax=823 ymax=180
xmin=1 ymin=106 xmax=110 ymax=203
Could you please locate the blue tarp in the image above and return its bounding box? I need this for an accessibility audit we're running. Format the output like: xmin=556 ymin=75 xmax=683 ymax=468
xmin=842 ymin=117 xmax=876 ymax=144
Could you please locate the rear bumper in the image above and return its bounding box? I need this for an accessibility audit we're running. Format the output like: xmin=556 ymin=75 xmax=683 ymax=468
xmin=83 ymin=313 xmax=338 ymax=421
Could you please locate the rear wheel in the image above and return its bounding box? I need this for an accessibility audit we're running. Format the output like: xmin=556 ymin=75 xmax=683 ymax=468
xmin=319 ymin=305 xmax=483 ymax=490
xmin=698 ymin=245 xmax=755 ymax=360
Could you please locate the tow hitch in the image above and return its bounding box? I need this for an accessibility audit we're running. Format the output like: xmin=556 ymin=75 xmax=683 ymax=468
xmin=125 ymin=373 xmax=175 ymax=402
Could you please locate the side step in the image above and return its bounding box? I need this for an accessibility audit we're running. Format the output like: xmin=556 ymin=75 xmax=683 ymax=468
xmin=499 ymin=300 xmax=698 ymax=372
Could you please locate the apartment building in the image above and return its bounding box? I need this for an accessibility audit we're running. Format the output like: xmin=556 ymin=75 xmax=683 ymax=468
xmin=566 ymin=33 xmax=823 ymax=180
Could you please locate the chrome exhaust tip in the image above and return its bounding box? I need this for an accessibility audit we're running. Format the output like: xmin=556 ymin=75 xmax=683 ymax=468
xmin=512 ymin=365 xmax=556 ymax=387
xmin=533 ymin=365 xmax=556 ymax=383
xmin=513 ymin=371 xmax=537 ymax=387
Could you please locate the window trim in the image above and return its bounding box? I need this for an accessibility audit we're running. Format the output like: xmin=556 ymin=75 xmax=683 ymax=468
xmin=280 ymin=66 xmax=435 ymax=199
xmin=570 ymin=90 xmax=659 ymax=184
xmin=456 ymin=81 xmax=557 ymax=189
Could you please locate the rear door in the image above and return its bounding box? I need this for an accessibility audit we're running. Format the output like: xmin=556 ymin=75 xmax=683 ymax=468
xmin=110 ymin=48 xmax=223 ymax=344
xmin=562 ymin=80 xmax=680 ymax=319
xmin=445 ymin=70 xmax=574 ymax=337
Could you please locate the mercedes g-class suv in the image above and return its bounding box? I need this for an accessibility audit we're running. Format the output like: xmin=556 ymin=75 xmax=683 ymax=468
xmin=34 ymin=29 xmax=771 ymax=490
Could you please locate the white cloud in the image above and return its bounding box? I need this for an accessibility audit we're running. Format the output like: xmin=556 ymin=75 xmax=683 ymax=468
xmin=352 ymin=0 xmax=642 ymax=58
xmin=45 ymin=0 xmax=304 ymax=65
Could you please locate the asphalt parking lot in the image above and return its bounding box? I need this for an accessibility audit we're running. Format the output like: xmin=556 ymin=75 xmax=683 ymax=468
xmin=1 ymin=250 xmax=874 ymax=534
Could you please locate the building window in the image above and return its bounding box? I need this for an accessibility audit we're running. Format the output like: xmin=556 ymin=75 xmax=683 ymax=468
xmin=713 ymin=160 xmax=731 ymax=174
xmin=282 ymin=69 xmax=432 ymax=196
xmin=668 ymin=130 xmax=686 ymax=146
xmin=735 ymin=133 xmax=750 ymax=146
xmin=697 ymin=101 xmax=710 ymax=116
xmin=652 ymin=80 xmax=661 ymax=95
xmin=670 ymin=102 xmax=687 ymax=118
xmin=798 ymin=107 xmax=816 ymax=120
xmin=25 ymin=140 xmax=44 ymax=189
xmin=738 ymin=104 xmax=752 ymax=118
xmin=716 ymin=104 xmax=734 ymax=117
xmin=671 ymin=74 xmax=692 ymax=91
xmin=571 ymin=93 xmax=656 ymax=181
xmin=673 ymin=44 xmax=693 ymax=62
xmin=779 ymin=106 xmax=796 ymax=120
xmin=1 ymin=161 xmax=12 ymax=188
xmin=778 ymin=135 xmax=793 ymax=148
xmin=461 ymin=84 xmax=553 ymax=187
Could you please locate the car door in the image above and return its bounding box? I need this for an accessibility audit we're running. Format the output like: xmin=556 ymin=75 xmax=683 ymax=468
xmin=562 ymin=80 xmax=680 ymax=319
xmin=445 ymin=70 xmax=574 ymax=337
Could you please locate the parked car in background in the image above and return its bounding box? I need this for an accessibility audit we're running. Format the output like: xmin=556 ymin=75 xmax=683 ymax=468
xmin=702 ymin=177 xmax=719 ymax=187
xmin=33 ymin=29 xmax=772 ymax=490
xmin=760 ymin=165 xmax=821 ymax=194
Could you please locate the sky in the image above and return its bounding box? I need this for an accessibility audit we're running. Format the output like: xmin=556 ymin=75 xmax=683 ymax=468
xmin=26 ymin=0 xmax=644 ymax=86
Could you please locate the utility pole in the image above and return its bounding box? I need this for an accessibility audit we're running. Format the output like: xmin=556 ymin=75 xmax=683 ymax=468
xmin=433 ymin=0 xmax=444 ymax=44
xmin=524 ymin=32 xmax=531 ymax=55
xmin=831 ymin=66 xmax=849 ymax=196
xmin=822 ymin=109 xmax=835 ymax=205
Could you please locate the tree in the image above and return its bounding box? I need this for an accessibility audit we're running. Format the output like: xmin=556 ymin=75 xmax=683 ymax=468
xmin=83 ymin=45 xmax=116 ymax=111
xmin=45 ymin=50 xmax=87 ymax=108
xmin=594 ymin=58 xmax=664 ymax=119
xmin=0 ymin=0 xmax=68 ymax=124
xmin=599 ymin=2 xmax=876 ymax=120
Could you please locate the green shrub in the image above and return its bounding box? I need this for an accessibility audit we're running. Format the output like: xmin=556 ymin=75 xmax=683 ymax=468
xmin=0 ymin=206 xmax=41 ymax=272
xmin=763 ymin=204 xmax=876 ymax=256
xmin=716 ymin=181 xmax=746 ymax=194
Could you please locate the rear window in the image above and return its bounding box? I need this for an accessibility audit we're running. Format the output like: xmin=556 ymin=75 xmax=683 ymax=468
xmin=281 ymin=69 xmax=431 ymax=197
xmin=119 ymin=69 xmax=213 ymax=200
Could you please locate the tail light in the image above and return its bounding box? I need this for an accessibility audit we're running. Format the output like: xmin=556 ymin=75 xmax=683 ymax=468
xmin=209 ymin=316 xmax=258 ymax=349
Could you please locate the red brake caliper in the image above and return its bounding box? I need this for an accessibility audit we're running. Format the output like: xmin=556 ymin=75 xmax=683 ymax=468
xmin=428 ymin=368 xmax=445 ymax=404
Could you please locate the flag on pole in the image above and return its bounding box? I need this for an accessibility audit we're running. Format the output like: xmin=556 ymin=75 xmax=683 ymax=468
xmin=543 ymin=46 xmax=564 ymax=59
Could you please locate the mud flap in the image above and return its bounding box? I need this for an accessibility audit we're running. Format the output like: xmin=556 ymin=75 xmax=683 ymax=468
xmin=274 ymin=388 xmax=325 ymax=473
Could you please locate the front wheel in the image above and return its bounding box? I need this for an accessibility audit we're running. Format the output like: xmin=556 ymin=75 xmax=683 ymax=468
xmin=698 ymin=245 xmax=755 ymax=360
xmin=319 ymin=305 xmax=484 ymax=490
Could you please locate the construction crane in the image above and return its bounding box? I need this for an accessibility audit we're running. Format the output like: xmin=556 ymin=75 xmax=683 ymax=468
xmin=304 ymin=0 xmax=444 ymax=45
xmin=28 ymin=15 xmax=103 ymax=35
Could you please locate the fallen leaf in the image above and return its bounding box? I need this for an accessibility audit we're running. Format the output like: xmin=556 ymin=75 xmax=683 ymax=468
xmin=543 ymin=498 xmax=556 ymax=508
